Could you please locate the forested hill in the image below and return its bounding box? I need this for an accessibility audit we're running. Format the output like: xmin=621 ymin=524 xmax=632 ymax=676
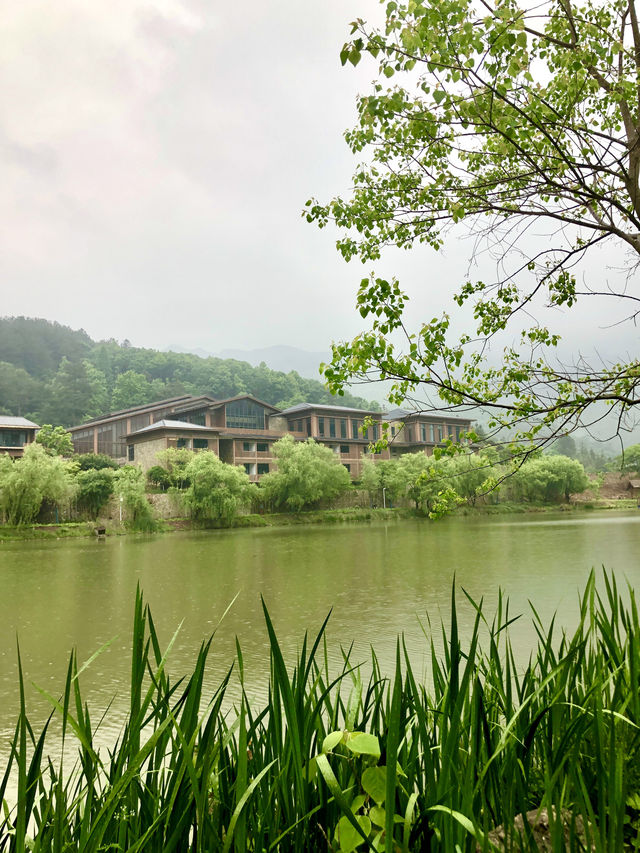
xmin=0 ymin=317 xmax=379 ymax=427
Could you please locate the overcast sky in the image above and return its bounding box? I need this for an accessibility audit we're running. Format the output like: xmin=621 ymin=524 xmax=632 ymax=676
xmin=2 ymin=0 xmax=639 ymax=376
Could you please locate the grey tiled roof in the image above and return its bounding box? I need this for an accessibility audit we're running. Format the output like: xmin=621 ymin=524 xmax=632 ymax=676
xmin=130 ymin=419 xmax=213 ymax=435
xmin=0 ymin=416 xmax=40 ymax=428
xmin=279 ymin=402 xmax=380 ymax=416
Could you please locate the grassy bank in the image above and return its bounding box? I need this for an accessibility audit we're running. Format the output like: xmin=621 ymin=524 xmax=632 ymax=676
xmin=0 ymin=521 xmax=107 ymax=541
xmin=2 ymin=572 xmax=640 ymax=851
xmin=455 ymin=498 xmax=639 ymax=516
xmin=1 ymin=499 xmax=637 ymax=540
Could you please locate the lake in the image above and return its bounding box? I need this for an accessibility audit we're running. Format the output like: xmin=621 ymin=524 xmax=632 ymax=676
xmin=2 ymin=509 xmax=640 ymax=766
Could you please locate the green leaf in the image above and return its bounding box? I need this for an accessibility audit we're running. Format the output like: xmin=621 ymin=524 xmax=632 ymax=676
xmin=335 ymin=815 xmax=372 ymax=852
xmin=362 ymin=766 xmax=387 ymax=804
xmin=370 ymin=805 xmax=386 ymax=827
xmin=323 ymin=730 xmax=344 ymax=752
xmin=346 ymin=732 xmax=381 ymax=757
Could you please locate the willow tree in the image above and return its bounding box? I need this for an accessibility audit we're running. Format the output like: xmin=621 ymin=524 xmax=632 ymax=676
xmin=308 ymin=0 xmax=640 ymax=448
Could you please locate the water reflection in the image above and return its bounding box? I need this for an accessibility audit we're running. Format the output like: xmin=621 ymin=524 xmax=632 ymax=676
xmin=2 ymin=511 xmax=640 ymax=764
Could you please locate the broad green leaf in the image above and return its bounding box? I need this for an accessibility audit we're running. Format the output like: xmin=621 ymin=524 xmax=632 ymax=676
xmin=335 ymin=815 xmax=372 ymax=852
xmin=323 ymin=730 xmax=344 ymax=753
xmin=370 ymin=805 xmax=386 ymax=827
xmin=362 ymin=766 xmax=387 ymax=804
xmin=346 ymin=732 xmax=380 ymax=757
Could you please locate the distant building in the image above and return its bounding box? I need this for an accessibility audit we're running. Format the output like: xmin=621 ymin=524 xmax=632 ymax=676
xmin=68 ymin=394 xmax=473 ymax=478
xmin=0 ymin=416 xmax=40 ymax=458
xmin=383 ymin=409 xmax=472 ymax=457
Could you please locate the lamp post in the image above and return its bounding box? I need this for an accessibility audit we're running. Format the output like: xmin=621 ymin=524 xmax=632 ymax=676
xmin=382 ymin=487 xmax=386 ymax=509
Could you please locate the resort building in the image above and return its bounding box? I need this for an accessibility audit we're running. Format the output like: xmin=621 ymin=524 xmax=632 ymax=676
xmin=68 ymin=394 xmax=473 ymax=479
xmin=383 ymin=409 xmax=472 ymax=457
xmin=279 ymin=402 xmax=391 ymax=478
xmin=0 ymin=416 xmax=40 ymax=458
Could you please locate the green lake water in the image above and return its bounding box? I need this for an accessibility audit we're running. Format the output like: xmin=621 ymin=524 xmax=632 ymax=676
xmin=2 ymin=509 xmax=640 ymax=766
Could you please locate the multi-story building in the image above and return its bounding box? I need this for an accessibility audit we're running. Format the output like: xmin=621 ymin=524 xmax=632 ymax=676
xmin=0 ymin=416 xmax=40 ymax=458
xmin=279 ymin=402 xmax=391 ymax=478
xmin=69 ymin=394 xmax=282 ymax=481
xmin=68 ymin=394 xmax=473 ymax=479
xmin=383 ymin=409 xmax=472 ymax=457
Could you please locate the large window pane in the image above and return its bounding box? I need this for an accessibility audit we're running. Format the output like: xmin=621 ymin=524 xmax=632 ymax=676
xmin=226 ymin=400 xmax=266 ymax=430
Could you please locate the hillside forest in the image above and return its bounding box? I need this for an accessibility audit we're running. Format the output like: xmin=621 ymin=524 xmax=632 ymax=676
xmin=0 ymin=317 xmax=378 ymax=426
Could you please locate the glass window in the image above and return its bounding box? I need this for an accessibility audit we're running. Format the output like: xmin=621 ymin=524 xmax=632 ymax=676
xmin=437 ymin=427 xmax=443 ymax=442
xmin=391 ymin=425 xmax=396 ymax=437
xmin=407 ymin=427 xmax=413 ymax=442
xmin=243 ymin=463 xmax=252 ymax=475
xmin=372 ymin=424 xmax=378 ymax=440
xmin=340 ymin=445 xmax=350 ymax=454
xmin=430 ymin=425 xmax=435 ymax=442
xmin=130 ymin=413 xmax=150 ymax=433
xmin=343 ymin=464 xmax=351 ymax=472
xmin=296 ymin=419 xmax=302 ymax=431
xmin=177 ymin=437 xmax=189 ymax=449
xmin=0 ymin=429 xmax=26 ymax=447
xmin=257 ymin=463 xmax=269 ymax=475
xmin=243 ymin=441 xmax=252 ymax=452
xmin=329 ymin=418 xmax=336 ymax=437
xmin=193 ymin=438 xmax=208 ymax=450
xmin=97 ymin=424 xmax=114 ymax=455
xmin=421 ymin=425 xmax=426 ymax=442
xmin=226 ymin=399 xmax=266 ymax=430
xmin=128 ymin=444 xmax=134 ymax=461
xmin=352 ymin=420 xmax=359 ymax=439
xmin=306 ymin=419 xmax=311 ymax=437
xmin=340 ymin=419 xmax=347 ymax=438
xmin=257 ymin=442 xmax=268 ymax=452
xmin=318 ymin=417 xmax=325 ymax=436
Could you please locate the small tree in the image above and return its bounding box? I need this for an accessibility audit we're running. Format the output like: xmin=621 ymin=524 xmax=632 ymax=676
xmin=74 ymin=452 xmax=118 ymax=471
xmin=510 ymin=455 xmax=589 ymax=503
xmin=260 ymin=436 xmax=351 ymax=512
xmin=35 ymin=425 xmax=74 ymax=457
xmin=360 ymin=458 xmax=381 ymax=504
xmin=0 ymin=443 xmax=77 ymax=525
xmin=75 ymin=468 xmax=114 ymax=519
xmin=182 ymin=451 xmax=254 ymax=525
xmin=147 ymin=465 xmax=172 ymax=491
xmin=113 ymin=465 xmax=158 ymax=531
xmin=156 ymin=447 xmax=195 ymax=489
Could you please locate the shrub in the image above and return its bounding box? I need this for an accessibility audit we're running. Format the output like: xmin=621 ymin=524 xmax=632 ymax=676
xmin=182 ymin=451 xmax=255 ymax=524
xmin=75 ymin=468 xmax=114 ymax=519
xmin=259 ymin=436 xmax=351 ymax=511
xmin=113 ymin=465 xmax=158 ymax=531
xmin=74 ymin=452 xmax=119 ymax=471
xmin=0 ymin=443 xmax=77 ymax=525
xmin=147 ymin=465 xmax=172 ymax=491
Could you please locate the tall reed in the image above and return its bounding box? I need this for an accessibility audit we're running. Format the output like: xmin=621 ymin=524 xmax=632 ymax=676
xmin=2 ymin=571 xmax=640 ymax=851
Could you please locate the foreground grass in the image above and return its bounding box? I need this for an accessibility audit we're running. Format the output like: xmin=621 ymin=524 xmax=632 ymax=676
xmin=2 ymin=573 xmax=640 ymax=851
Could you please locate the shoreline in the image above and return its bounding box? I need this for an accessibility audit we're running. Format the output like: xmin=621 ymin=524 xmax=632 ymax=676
xmin=0 ymin=498 xmax=637 ymax=541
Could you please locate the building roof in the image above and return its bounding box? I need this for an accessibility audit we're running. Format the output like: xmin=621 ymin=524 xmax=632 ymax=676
xmin=382 ymin=408 xmax=472 ymax=424
xmin=280 ymin=402 xmax=380 ymax=416
xmin=0 ymin=416 xmax=40 ymax=428
xmin=129 ymin=419 xmax=215 ymax=436
xmin=72 ymin=393 xmax=281 ymax=433
xmin=70 ymin=395 xmax=197 ymax=430
xmin=215 ymin=394 xmax=281 ymax=412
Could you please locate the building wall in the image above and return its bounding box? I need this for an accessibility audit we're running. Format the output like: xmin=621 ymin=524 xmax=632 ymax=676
xmin=132 ymin=437 xmax=168 ymax=471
